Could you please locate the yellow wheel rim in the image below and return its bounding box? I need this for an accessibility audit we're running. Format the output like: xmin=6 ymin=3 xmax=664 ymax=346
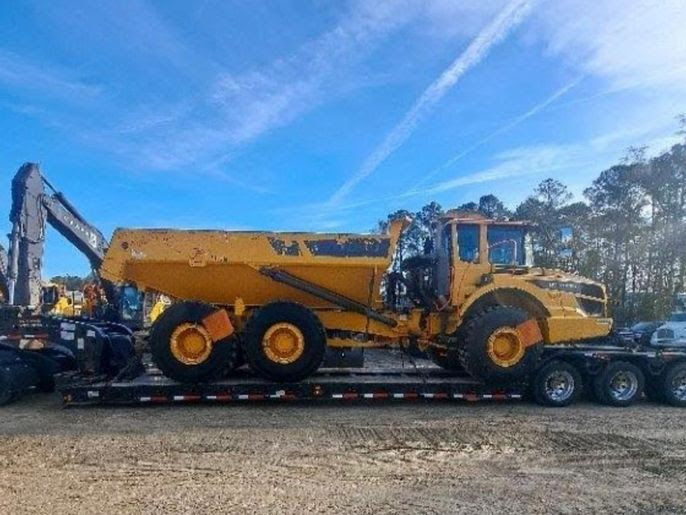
xmin=486 ymin=327 xmax=525 ymax=368
xmin=262 ymin=323 xmax=305 ymax=365
xmin=170 ymin=323 xmax=213 ymax=365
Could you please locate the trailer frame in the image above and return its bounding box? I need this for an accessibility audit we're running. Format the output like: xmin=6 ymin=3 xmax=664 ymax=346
xmin=57 ymin=344 xmax=686 ymax=407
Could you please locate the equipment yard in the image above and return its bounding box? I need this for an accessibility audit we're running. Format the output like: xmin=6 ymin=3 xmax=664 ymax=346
xmin=2 ymin=396 xmax=686 ymax=514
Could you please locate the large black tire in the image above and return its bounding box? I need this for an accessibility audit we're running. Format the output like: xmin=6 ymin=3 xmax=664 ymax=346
xmin=532 ymin=360 xmax=582 ymax=407
xmin=593 ymin=361 xmax=644 ymax=407
xmin=660 ymin=362 xmax=686 ymax=407
xmin=243 ymin=301 xmax=326 ymax=382
xmin=458 ymin=306 xmax=542 ymax=383
xmin=149 ymin=301 xmax=239 ymax=383
xmin=427 ymin=347 xmax=465 ymax=372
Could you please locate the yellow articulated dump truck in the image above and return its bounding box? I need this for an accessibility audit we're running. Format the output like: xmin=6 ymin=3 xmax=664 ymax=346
xmin=98 ymin=212 xmax=612 ymax=385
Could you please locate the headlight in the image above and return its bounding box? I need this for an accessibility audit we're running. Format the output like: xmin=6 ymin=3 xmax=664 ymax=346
xmin=575 ymin=296 xmax=605 ymax=317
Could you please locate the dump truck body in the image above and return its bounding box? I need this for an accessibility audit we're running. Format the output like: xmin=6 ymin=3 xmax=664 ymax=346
xmin=101 ymin=228 xmax=396 ymax=309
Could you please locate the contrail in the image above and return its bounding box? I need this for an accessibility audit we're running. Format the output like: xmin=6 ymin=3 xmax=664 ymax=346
xmin=327 ymin=0 xmax=536 ymax=205
xmin=413 ymin=76 xmax=582 ymax=189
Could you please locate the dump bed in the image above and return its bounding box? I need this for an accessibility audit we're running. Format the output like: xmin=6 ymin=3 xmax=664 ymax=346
xmin=100 ymin=221 xmax=405 ymax=308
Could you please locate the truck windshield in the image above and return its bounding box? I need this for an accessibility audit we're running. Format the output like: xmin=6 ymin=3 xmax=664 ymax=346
xmin=487 ymin=226 xmax=528 ymax=266
xmin=669 ymin=313 xmax=686 ymax=322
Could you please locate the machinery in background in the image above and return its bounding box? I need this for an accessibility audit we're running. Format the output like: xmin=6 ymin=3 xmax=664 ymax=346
xmin=0 ymin=163 xmax=137 ymax=404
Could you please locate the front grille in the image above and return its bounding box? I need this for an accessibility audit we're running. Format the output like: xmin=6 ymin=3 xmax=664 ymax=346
xmin=656 ymin=328 xmax=675 ymax=340
xmin=576 ymin=296 xmax=604 ymax=317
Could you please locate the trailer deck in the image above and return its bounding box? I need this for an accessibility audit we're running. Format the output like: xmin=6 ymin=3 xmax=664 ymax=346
xmin=58 ymin=350 xmax=525 ymax=406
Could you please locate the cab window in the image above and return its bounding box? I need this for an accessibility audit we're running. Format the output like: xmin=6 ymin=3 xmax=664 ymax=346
xmin=487 ymin=226 xmax=525 ymax=265
xmin=457 ymin=224 xmax=479 ymax=262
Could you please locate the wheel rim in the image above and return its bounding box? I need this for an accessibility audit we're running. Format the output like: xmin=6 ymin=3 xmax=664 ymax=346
xmin=670 ymin=370 xmax=686 ymax=401
xmin=170 ymin=323 xmax=213 ymax=365
xmin=545 ymin=370 xmax=575 ymax=402
xmin=487 ymin=328 xmax=525 ymax=368
xmin=262 ymin=323 xmax=305 ymax=365
xmin=608 ymin=370 xmax=639 ymax=401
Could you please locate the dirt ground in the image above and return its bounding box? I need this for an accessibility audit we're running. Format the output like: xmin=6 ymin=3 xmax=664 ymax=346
xmin=1 ymin=393 xmax=685 ymax=515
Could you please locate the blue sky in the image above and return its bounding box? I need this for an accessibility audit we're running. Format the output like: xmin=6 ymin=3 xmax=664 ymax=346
xmin=1 ymin=0 xmax=685 ymax=277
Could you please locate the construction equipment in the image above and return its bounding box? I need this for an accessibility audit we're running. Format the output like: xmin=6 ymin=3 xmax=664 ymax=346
xmin=3 ymin=162 xmax=686 ymax=409
xmin=98 ymin=210 xmax=613 ymax=384
xmin=4 ymin=162 xmax=152 ymax=327
xmin=0 ymin=163 xmax=138 ymax=404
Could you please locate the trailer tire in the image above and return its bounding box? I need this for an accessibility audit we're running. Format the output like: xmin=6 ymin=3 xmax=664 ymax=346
xmin=149 ymin=302 xmax=239 ymax=383
xmin=458 ymin=306 xmax=542 ymax=383
xmin=593 ymin=361 xmax=644 ymax=407
xmin=243 ymin=301 xmax=326 ymax=382
xmin=532 ymin=360 xmax=582 ymax=407
xmin=660 ymin=362 xmax=686 ymax=407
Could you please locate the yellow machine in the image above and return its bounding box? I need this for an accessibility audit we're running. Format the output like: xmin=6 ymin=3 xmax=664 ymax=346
xmin=147 ymin=293 xmax=170 ymax=324
xmin=99 ymin=213 xmax=612 ymax=383
xmin=42 ymin=283 xmax=81 ymax=317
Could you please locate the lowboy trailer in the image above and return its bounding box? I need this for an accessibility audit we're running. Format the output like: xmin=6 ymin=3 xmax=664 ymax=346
xmin=58 ymin=343 xmax=686 ymax=408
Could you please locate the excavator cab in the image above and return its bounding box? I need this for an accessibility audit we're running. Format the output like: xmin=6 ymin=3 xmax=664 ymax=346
xmin=40 ymin=284 xmax=60 ymax=309
xmin=119 ymin=285 xmax=143 ymax=325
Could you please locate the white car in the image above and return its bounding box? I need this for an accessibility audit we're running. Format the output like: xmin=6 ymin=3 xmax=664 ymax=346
xmin=651 ymin=312 xmax=686 ymax=347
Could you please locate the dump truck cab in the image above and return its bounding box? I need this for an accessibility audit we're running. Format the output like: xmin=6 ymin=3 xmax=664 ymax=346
xmin=433 ymin=212 xmax=534 ymax=302
xmin=432 ymin=212 xmax=611 ymax=330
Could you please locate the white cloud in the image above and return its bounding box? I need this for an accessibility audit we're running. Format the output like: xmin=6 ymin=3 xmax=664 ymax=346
xmin=416 ymin=144 xmax=579 ymax=197
xmin=327 ymin=0 xmax=536 ymax=205
xmin=534 ymin=0 xmax=686 ymax=92
xmin=83 ymin=2 xmax=430 ymax=171
xmin=414 ymin=76 xmax=582 ymax=191
xmin=279 ymin=142 xmax=582 ymax=227
xmin=0 ymin=50 xmax=100 ymax=100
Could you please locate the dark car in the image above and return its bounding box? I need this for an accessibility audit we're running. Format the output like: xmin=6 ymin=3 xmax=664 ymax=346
xmin=630 ymin=321 xmax=664 ymax=345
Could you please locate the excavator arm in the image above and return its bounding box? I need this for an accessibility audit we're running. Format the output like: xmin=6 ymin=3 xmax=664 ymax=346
xmin=42 ymin=183 xmax=108 ymax=269
xmin=6 ymin=163 xmax=109 ymax=306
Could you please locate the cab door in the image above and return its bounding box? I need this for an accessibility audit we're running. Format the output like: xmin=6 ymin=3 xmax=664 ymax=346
xmin=451 ymin=223 xmax=490 ymax=307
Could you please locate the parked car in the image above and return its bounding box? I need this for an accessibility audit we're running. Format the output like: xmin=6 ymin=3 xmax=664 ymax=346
xmin=629 ymin=321 xmax=664 ymax=345
xmin=651 ymin=312 xmax=686 ymax=347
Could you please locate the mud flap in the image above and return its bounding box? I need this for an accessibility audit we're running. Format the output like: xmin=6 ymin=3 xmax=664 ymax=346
xmin=202 ymin=309 xmax=234 ymax=342
xmin=517 ymin=319 xmax=543 ymax=348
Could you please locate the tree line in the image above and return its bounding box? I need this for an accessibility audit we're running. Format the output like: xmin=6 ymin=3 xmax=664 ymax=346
xmin=378 ymin=119 xmax=686 ymax=325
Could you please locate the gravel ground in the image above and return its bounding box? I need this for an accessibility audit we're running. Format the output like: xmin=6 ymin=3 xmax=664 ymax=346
xmin=1 ymin=349 xmax=685 ymax=514
xmin=1 ymin=395 xmax=686 ymax=514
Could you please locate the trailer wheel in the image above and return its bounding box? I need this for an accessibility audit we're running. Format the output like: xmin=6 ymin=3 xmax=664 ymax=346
xmin=660 ymin=362 xmax=686 ymax=407
xmin=149 ymin=302 xmax=239 ymax=383
xmin=532 ymin=360 xmax=582 ymax=407
xmin=458 ymin=306 xmax=542 ymax=383
xmin=243 ymin=301 xmax=326 ymax=382
xmin=593 ymin=361 xmax=644 ymax=407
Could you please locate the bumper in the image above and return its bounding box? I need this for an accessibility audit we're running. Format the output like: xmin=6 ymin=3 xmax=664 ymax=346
xmin=651 ymin=337 xmax=686 ymax=348
xmin=544 ymin=316 xmax=613 ymax=343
